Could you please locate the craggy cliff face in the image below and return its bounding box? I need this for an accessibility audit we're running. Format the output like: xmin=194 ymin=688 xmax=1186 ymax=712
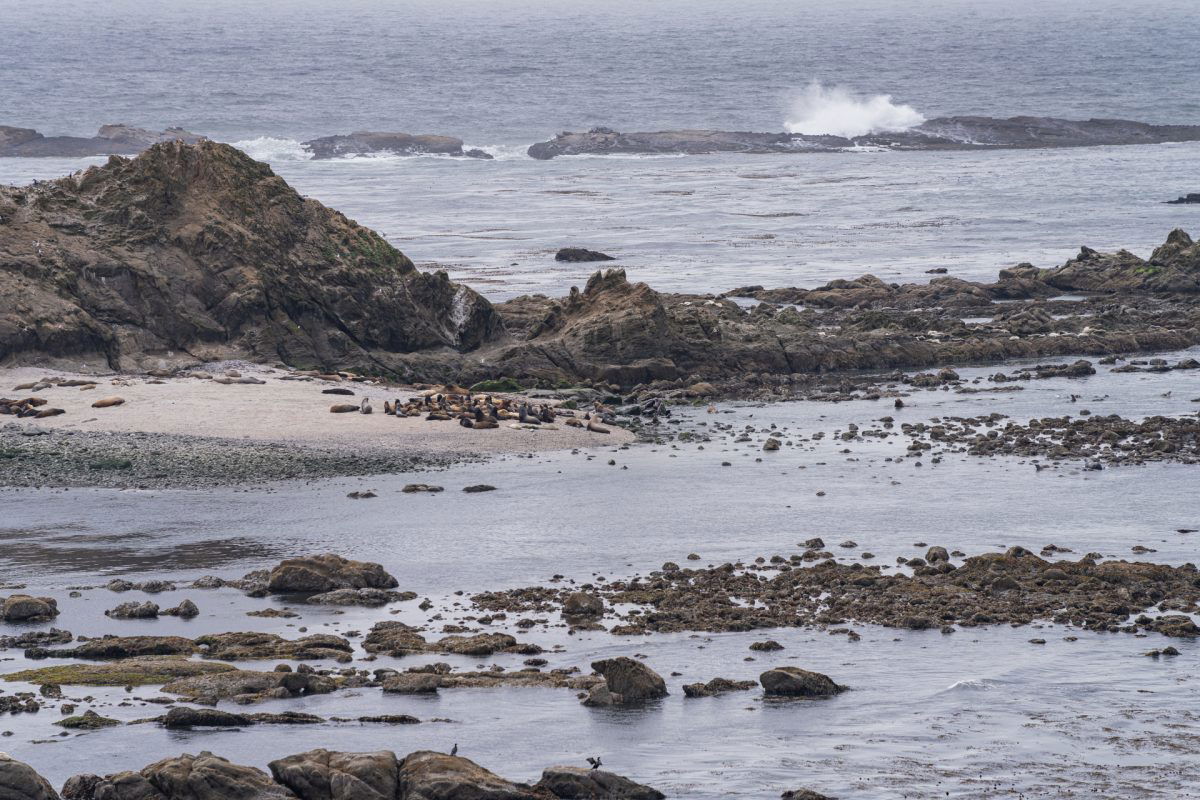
xmin=0 ymin=140 xmax=502 ymax=372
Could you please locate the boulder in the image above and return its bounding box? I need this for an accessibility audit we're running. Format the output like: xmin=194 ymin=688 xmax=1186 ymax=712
xmin=304 ymin=589 xmax=413 ymax=607
xmin=759 ymin=667 xmax=846 ymax=698
xmin=397 ymin=751 xmax=541 ymax=800
xmin=589 ymin=657 xmax=668 ymax=703
xmin=0 ymin=753 xmax=60 ymax=800
xmin=105 ymin=601 xmax=159 ymax=619
xmin=267 ymin=555 xmax=398 ymax=594
xmin=85 ymin=751 xmax=292 ymax=800
xmin=268 ymin=750 xmax=399 ymax=800
xmin=1 ymin=595 xmax=59 ymax=622
xmin=536 ymin=766 xmax=664 ymax=799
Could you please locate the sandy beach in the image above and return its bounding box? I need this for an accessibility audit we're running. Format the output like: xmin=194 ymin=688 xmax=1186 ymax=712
xmin=0 ymin=364 xmax=631 ymax=453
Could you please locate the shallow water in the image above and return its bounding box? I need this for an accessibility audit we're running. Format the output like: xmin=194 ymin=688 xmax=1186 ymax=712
xmin=1 ymin=352 xmax=1198 ymax=797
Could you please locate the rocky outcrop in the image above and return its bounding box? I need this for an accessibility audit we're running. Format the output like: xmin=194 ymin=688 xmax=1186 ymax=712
xmin=24 ymin=635 xmax=196 ymax=660
xmin=0 ymin=753 xmax=60 ymax=800
xmin=1 ymin=594 xmax=59 ymax=622
xmin=397 ymin=751 xmax=542 ymax=800
xmin=0 ymin=124 xmax=204 ymax=158
xmin=300 ymin=132 xmax=492 ymax=160
xmin=1167 ymin=193 xmax=1200 ymax=204
xmin=1034 ymin=229 xmax=1200 ymax=293
xmin=527 ymin=117 xmax=1200 ymax=158
xmin=535 ymin=767 xmax=664 ymax=799
xmin=266 ymin=555 xmax=399 ymax=594
xmin=0 ymin=140 xmax=501 ymax=371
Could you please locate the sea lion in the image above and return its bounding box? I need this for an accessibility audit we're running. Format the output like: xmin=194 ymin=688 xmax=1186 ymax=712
xmin=587 ymin=419 xmax=611 ymax=434
xmin=330 ymin=403 xmax=358 ymax=413
xmin=383 ymin=400 xmax=394 ymax=415
xmin=473 ymin=418 xmax=498 ymax=429
xmin=360 ymin=397 xmax=373 ymax=414
xmin=34 ymin=408 xmax=65 ymax=418
xmin=564 ymin=417 xmax=584 ymax=428
xmin=92 ymin=396 xmax=125 ymax=408
xmin=322 ymin=388 xmax=355 ymax=396
xmin=539 ymin=405 xmax=556 ymax=424
xmin=459 ymin=417 xmax=474 ymax=429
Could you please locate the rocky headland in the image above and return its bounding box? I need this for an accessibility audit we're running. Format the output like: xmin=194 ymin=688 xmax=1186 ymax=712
xmin=526 ymin=116 xmax=1200 ymax=158
xmin=3 ymin=140 xmax=1199 ymax=395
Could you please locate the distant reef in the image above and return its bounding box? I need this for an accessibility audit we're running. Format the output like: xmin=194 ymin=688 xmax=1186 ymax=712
xmin=526 ymin=116 xmax=1200 ymax=158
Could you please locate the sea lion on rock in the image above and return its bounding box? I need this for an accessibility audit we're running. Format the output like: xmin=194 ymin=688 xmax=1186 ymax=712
xmin=92 ymin=396 xmax=125 ymax=408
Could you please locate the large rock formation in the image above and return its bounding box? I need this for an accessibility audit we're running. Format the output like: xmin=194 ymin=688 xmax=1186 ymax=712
xmin=527 ymin=117 xmax=1200 ymax=158
xmin=0 ymin=125 xmax=205 ymax=158
xmin=0 ymin=140 xmax=501 ymax=371
xmin=300 ymin=133 xmax=492 ymax=160
xmin=70 ymin=752 xmax=293 ymax=800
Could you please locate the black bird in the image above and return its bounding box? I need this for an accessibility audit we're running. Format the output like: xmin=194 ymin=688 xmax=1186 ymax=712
xmin=586 ymin=756 xmax=602 ymax=770
xmin=451 ymin=744 xmax=458 ymax=756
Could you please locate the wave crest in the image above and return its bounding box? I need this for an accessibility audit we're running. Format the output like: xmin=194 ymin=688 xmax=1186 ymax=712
xmin=785 ymin=81 xmax=925 ymax=138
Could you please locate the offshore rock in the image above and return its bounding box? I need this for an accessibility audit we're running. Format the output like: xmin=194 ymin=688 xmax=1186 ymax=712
xmin=300 ymin=132 xmax=494 ymax=160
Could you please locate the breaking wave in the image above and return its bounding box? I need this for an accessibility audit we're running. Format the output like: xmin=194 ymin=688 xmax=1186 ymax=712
xmin=785 ymin=81 xmax=925 ymax=138
xmin=229 ymin=136 xmax=312 ymax=161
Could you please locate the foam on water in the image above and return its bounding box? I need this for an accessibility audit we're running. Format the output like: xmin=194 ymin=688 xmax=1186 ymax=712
xmin=784 ymin=81 xmax=926 ymax=138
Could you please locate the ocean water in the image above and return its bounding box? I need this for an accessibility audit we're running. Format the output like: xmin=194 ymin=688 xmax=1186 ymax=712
xmin=3 ymin=0 xmax=1200 ymax=300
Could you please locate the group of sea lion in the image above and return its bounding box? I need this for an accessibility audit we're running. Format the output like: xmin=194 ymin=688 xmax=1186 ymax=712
xmin=0 ymin=396 xmax=63 ymax=418
xmin=328 ymin=386 xmax=614 ymax=433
